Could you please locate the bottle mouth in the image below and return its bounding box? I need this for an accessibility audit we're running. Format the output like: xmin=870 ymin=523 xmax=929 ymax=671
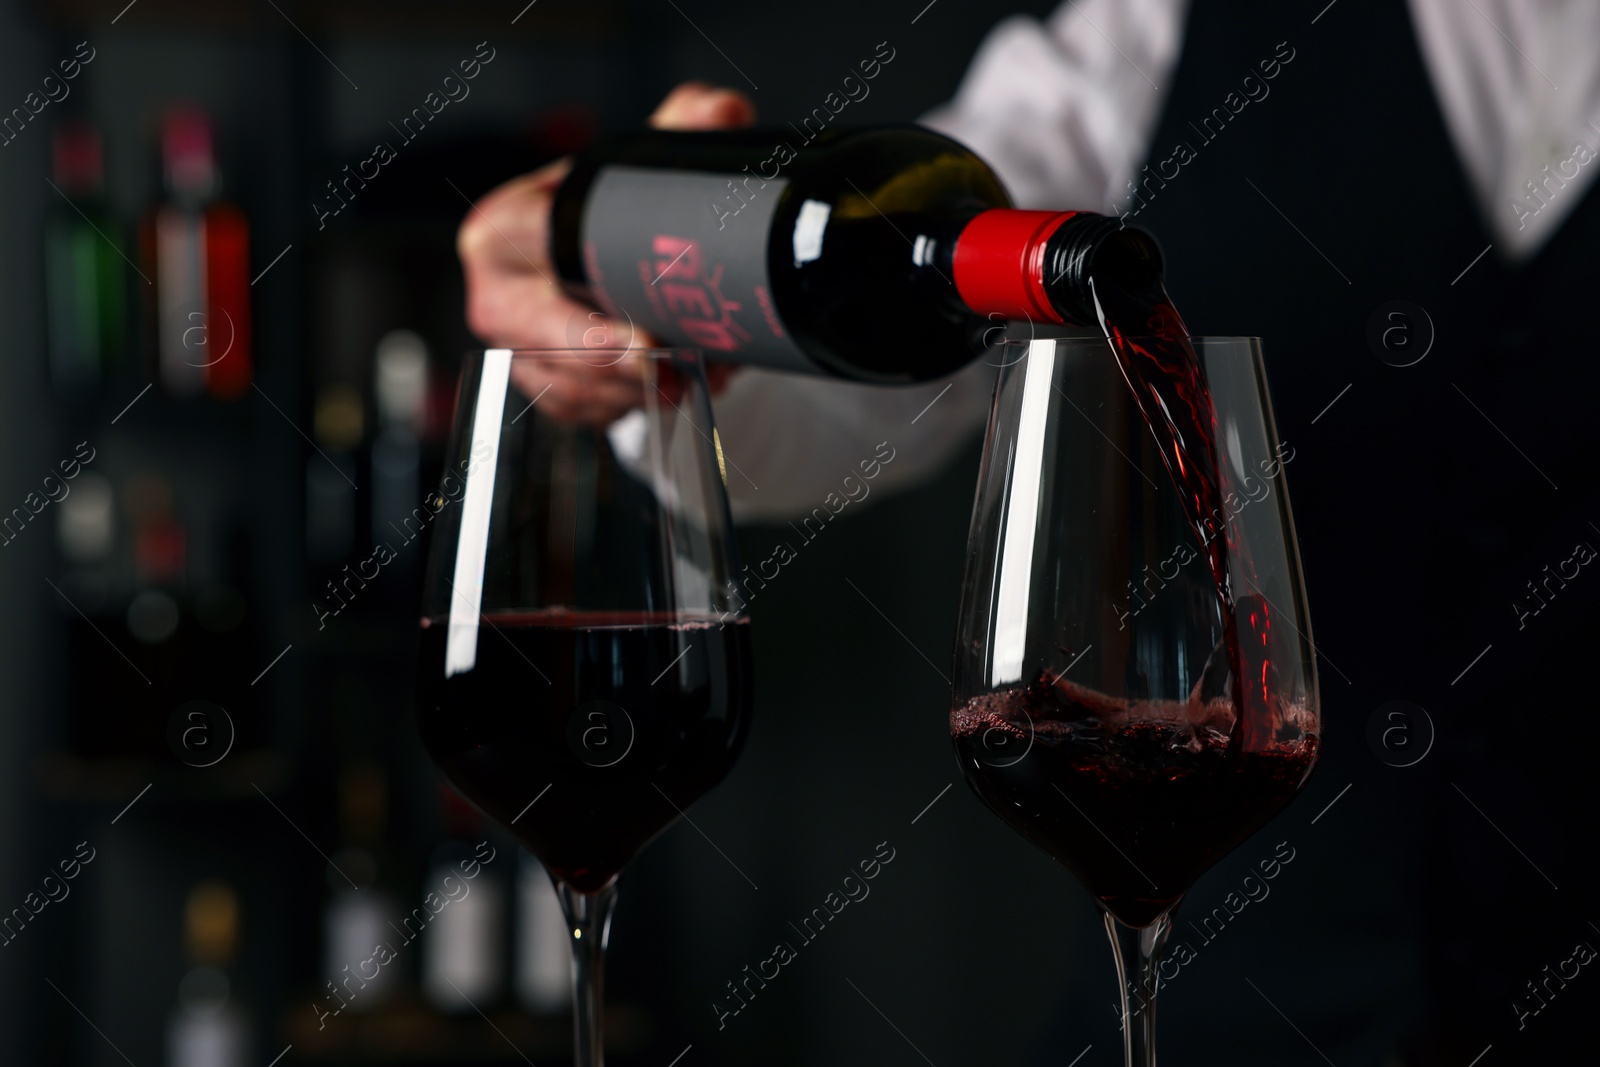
xmin=1042 ymin=217 xmax=1164 ymax=323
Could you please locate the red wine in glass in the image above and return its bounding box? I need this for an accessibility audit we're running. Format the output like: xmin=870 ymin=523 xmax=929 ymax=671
xmin=418 ymin=610 xmax=752 ymax=893
xmin=951 ymin=674 xmax=1316 ymax=928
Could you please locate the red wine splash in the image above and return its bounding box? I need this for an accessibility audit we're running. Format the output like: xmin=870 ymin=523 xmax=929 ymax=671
xmin=1087 ymin=274 xmax=1277 ymax=752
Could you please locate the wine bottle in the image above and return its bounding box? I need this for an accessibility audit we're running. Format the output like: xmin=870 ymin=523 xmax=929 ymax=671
xmin=166 ymin=879 xmax=250 ymax=1067
xmin=143 ymin=105 xmax=252 ymax=399
xmin=550 ymin=126 xmax=1163 ymax=382
xmin=421 ymin=787 xmax=506 ymax=1013
xmin=370 ymin=330 xmax=426 ymax=555
xmin=514 ymin=850 xmax=569 ymax=1015
xmin=45 ymin=120 xmax=126 ymax=388
xmin=305 ymin=385 xmax=362 ymax=570
xmin=322 ymin=763 xmax=404 ymax=1013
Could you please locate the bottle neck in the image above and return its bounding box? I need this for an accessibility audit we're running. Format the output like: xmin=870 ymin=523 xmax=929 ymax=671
xmin=951 ymin=209 xmax=1164 ymax=327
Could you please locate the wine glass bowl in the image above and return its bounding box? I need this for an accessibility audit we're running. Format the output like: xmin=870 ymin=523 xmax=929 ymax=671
xmin=415 ymin=348 xmax=752 ymax=1065
xmin=950 ymin=336 xmax=1319 ymax=1061
xmin=417 ymin=612 xmax=752 ymax=892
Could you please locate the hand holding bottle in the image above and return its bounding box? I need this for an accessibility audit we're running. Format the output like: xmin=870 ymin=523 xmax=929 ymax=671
xmin=457 ymin=82 xmax=754 ymax=425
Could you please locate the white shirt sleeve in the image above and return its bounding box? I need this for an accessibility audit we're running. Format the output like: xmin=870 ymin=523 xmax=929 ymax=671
xmin=715 ymin=355 xmax=999 ymax=523
xmin=714 ymin=0 xmax=1190 ymax=524
xmin=920 ymin=0 xmax=1190 ymax=212
xmin=1406 ymin=0 xmax=1600 ymax=261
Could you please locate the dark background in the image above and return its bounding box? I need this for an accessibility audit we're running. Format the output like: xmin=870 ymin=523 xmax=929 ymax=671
xmin=0 ymin=0 xmax=1445 ymax=1065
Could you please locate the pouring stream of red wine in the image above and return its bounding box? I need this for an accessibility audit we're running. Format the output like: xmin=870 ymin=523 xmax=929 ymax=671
xmin=945 ymin=247 xmax=1306 ymax=927
xmin=1086 ymin=272 xmax=1275 ymax=753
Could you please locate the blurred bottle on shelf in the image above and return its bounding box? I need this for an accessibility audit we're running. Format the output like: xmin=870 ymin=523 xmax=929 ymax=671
xmin=166 ymin=879 xmax=250 ymax=1067
xmin=59 ymin=472 xmax=182 ymax=758
xmin=125 ymin=472 xmax=186 ymax=661
xmin=515 ymin=850 xmax=570 ymax=1015
xmin=53 ymin=460 xmax=261 ymax=768
xmin=127 ymin=472 xmax=187 ymax=589
xmin=57 ymin=471 xmax=115 ymax=566
xmin=143 ymin=104 xmax=251 ymax=400
xmin=322 ymin=761 xmax=404 ymax=1013
xmin=370 ymin=330 xmax=427 ymax=556
xmin=46 ymin=120 xmax=127 ymax=388
xmin=421 ymin=787 xmax=505 ymax=1013
xmin=306 ymin=384 xmax=361 ymax=572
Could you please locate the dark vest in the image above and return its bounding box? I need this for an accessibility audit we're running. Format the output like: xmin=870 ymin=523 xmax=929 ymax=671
xmin=1133 ymin=1 xmax=1600 ymax=1060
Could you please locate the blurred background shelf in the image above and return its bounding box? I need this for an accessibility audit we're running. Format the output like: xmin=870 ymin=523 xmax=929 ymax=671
xmin=0 ymin=0 xmax=1074 ymax=1063
xmin=35 ymin=750 xmax=290 ymax=802
xmin=281 ymin=998 xmax=652 ymax=1062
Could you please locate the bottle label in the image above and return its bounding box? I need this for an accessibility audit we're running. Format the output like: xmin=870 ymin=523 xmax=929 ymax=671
xmin=580 ymin=166 xmax=815 ymax=372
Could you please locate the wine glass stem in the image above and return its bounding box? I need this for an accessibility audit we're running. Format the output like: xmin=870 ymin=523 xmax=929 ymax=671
xmin=1104 ymin=911 xmax=1173 ymax=1067
xmin=557 ymin=879 xmax=619 ymax=1067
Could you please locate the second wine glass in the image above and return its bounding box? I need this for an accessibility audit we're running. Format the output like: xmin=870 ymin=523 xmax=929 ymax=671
xmin=415 ymin=348 xmax=753 ymax=1067
xmin=950 ymin=336 xmax=1320 ymax=1065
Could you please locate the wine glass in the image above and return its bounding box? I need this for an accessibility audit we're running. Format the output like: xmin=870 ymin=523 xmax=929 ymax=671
xmin=416 ymin=348 xmax=753 ymax=1066
xmin=950 ymin=336 xmax=1319 ymax=1065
